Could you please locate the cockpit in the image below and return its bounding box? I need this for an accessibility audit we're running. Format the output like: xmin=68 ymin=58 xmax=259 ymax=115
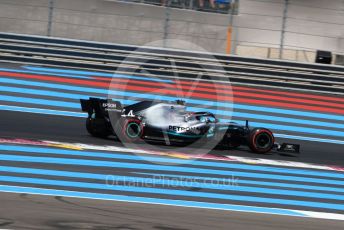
xmin=184 ymin=113 xmax=217 ymax=123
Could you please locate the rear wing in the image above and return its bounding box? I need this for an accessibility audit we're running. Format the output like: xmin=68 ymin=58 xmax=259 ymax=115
xmin=80 ymin=97 xmax=123 ymax=118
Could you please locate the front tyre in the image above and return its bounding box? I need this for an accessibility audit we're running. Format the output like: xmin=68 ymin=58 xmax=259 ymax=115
xmin=248 ymin=128 xmax=274 ymax=154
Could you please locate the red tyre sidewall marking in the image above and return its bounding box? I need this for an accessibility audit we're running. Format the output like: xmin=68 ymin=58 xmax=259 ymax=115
xmin=122 ymin=119 xmax=143 ymax=141
xmin=252 ymin=129 xmax=274 ymax=151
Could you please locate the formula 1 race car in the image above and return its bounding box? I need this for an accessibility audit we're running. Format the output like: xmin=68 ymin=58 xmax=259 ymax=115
xmin=80 ymin=97 xmax=300 ymax=154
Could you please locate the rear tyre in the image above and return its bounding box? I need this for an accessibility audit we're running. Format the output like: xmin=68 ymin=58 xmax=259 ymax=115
xmin=118 ymin=118 xmax=143 ymax=143
xmin=248 ymin=128 xmax=274 ymax=154
xmin=86 ymin=117 xmax=110 ymax=138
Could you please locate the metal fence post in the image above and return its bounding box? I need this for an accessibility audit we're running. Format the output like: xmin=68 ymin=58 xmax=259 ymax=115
xmin=227 ymin=0 xmax=239 ymax=54
xmin=163 ymin=0 xmax=171 ymax=48
xmin=47 ymin=0 xmax=55 ymax=37
xmin=279 ymin=0 xmax=289 ymax=59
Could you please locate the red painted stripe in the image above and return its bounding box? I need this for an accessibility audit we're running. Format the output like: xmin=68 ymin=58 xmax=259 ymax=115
xmin=233 ymin=85 xmax=344 ymax=103
xmin=2 ymin=71 xmax=344 ymax=115
xmin=109 ymin=82 xmax=231 ymax=100
xmin=93 ymin=76 xmax=344 ymax=109
xmin=0 ymin=71 xmax=110 ymax=88
xmin=94 ymin=76 xmax=344 ymax=105
xmin=176 ymin=79 xmax=344 ymax=103
xmin=234 ymin=91 xmax=344 ymax=109
xmin=109 ymin=82 xmax=344 ymax=114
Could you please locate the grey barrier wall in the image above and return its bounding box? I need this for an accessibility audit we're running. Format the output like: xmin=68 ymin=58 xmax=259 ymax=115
xmin=234 ymin=0 xmax=344 ymax=61
xmin=0 ymin=0 xmax=343 ymax=60
xmin=0 ymin=0 xmax=50 ymax=35
xmin=0 ymin=0 xmax=229 ymax=53
xmin=0 ymin=32 xmax=343 ymax=95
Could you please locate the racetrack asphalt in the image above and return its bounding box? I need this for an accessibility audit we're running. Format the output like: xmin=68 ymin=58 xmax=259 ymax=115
xmin=1 ymin=109 xmax=343 ymax=166
xmin=0 ymin=62 xmax=344 ymax=229
xmin=0 ymin=110 xmax=344 ymax=229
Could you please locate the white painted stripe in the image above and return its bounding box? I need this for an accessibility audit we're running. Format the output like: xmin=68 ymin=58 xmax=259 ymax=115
xmin=225 ymin=156 xmax=333 ymax=171
xmin=298 ymin=210 xmax=344 ymax=221
xmin=275 ymin=133 xmax=344 ymax=145
xmin=0 ymin=137 xmax=342 ymax=172
xmin=43 ymin=140 xmax=342 ymax=172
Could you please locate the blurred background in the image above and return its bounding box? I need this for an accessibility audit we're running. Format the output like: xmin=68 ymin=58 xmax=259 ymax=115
xmin=0 ymin=0 xmax=343 ymax=63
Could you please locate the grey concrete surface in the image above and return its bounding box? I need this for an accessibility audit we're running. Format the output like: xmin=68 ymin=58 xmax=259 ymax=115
xmin=0 ymin=0 xmax=343 ymax=56
xmin=0 ymin=0 xmax=228 ymax=53
xmin=0 ymin=192 xmax=343 ymax=230
xmin=235 ymin=0 xmax=344 ymax=53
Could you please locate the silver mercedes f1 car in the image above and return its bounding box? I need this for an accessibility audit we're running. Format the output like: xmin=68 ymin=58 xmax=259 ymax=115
xmin=80 ymin=97 xmax=300 ymax=154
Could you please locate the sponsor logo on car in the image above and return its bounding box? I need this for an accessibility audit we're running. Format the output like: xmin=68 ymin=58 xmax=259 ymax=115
xmin=102 ymin=103 xmax=122 ymax=112
xmin=169 ymin=125 xmax=201 ymax=134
